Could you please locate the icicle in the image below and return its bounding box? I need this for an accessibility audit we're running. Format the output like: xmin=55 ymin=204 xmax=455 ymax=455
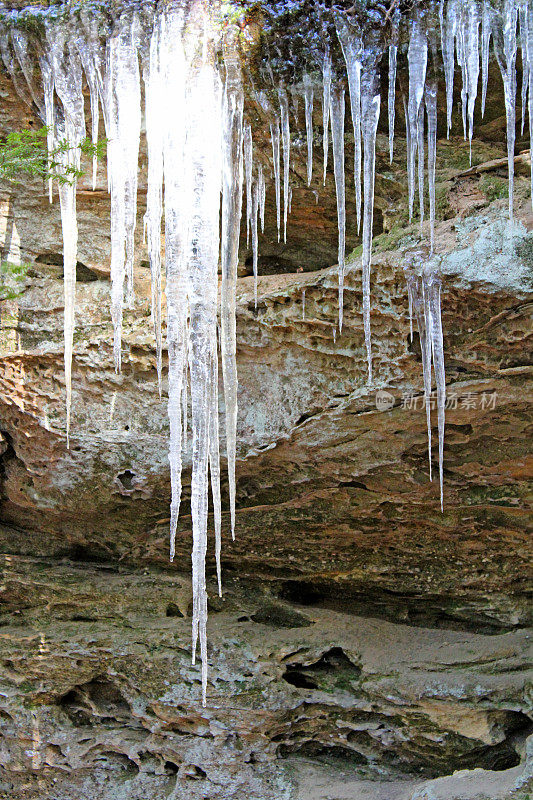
xmin=302 ymin=288 xmax=306 ymax=321
xmin=520 ymin=6 xmax=528 ymax=135
xmin=481 ymin=1 xmax=492 ymax=117
xmin=251 ymin=181 xmax=259 ymax=307
xmin=221 ymin=35 xmax=244 ymax=542
xmin=209 ymin=330 xmax=222 ymax=598
xmin=258 ymin=163 xmax=266 ymax=233
xmin=463 ymin=1 xmax=481 ymax=160
xmin=456 ymin=12 xmax=468 ymax=140
xmin=303 ymin=73 xmax=314 ymax=186
xmin=336 ymin=14 xmax=362 ymax=231
xmin=184 ymin=37 xmax=223 ymax=710
xmin=425 ymin=80 xmax=438 ymax=252
xmin=408 ymin=285 xmax=414 ymax=343
xmin=270 ymin=118 xmax=281 ymax=241
xmin=11 ymin=30 xmax=45 ymax=115
xmin=406 ymin=260 xmax=432 ymax=482
xmin=279 ymin=87 xmax=291 ymax=244
xmin=330 ymin=83 xmax=346 ymax=332
xmin=361 ymin=58 xmax=381 ymax=384
xmin=291 ymin=89 xmax=300 ymax=128
xmin=37 ymin=52 xmax=55 ymax=204
xmin=388 ymin=42 xmax=397 ymax=164
xmin=162 ymin=6 xmax=188 ymax=567
xmin=388 ymin=10 xmax=399 ymax=164
xmin=440 ymin=0 xmax=457 ymax=137
xmin=417 ymin=101 xmax=425 ymax=228
xmin=494 ymin=0 xmax=519 ymax=221
xmin=421 ymin=277 xmax=434 ymax=482
xmin=322 ymin=50 xmax=332 ymax=185
xmin=527 ymin=3 xmax=533 ymax=208
xmin=74 ymin=25 xmax=101 ymax=190
xmin=0 ymin=33 xmax=34 ymax=110
xmin=407 ymin=15 xmax=428 ymax=222
xmin=244 ymin=122 xmax=253 ymax=246
xmin=107 ymin=11 xmax=142 ymax=369
xmin=182 ymin=355 xmax=188 ymax=451
xmin=425 ymin=269 xmax=446 ymax=511
xmin=45 ymin=22 xmax=86 ymax=448
xmin=143 ymin=17 xmax=164 ymax=395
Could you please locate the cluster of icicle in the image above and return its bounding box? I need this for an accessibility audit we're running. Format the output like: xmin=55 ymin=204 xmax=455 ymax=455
xmin=1 ymin=0 xmax=533 ymax=705
xmin=0 ymin=1 xmax=239 ymax=706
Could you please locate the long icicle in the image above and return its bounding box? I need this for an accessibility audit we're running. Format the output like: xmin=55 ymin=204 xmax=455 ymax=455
xmin=407 ymin=262 xmax=433 ymax=482
xmin=388 ymin=10 xmax=400 ymax=164
xmin=221 ymin=34 xmax=244 ymax=541
xmin=388 ymin=41 xmax=397 ymax=164
xmin=185 ymin=35 xmax=223 ymax=709
xmin=270 ymin=117 xmax=281 ymax=241
xmin=361 ymin=56 xmax=381 ymax=384
xmin=322 ymin=50 xmax=332 ymax=185
xmin=251 ymin=180 xmax=259 ymax=306
xmin=481 ymin=0 xmax=492 ymax=117
xmin=163 ymin=6 xmax=188 ymax=566
xmin=407 ymin=13 xmax=428 ymax=222
xmin=527 ymin=2 xmax=533 ymax=208
xmin=303 ymin=73 xmax=314 ymax=186
xmin=330 ymin=83 xmax=346 ymax=332
xmin=464 ymin=0 xmax=480 ymax=161
xmin=336 ymin=14 xmax=362 ymax=231
xmin=426 ymin=79 xmax=438 ymax=252
xmin=417 ymin=101 xmax=425 ymax=229
xmin=143 ymin=17 xmax=164 ymax=395
xmin=440 ymin=0 xmax=457 ymax=137
xmin=107 ymin=11 xmax=142 ymax=370
xmin=426 ymin=269 xmax=446 ymax=512
xmin=279 ymin=87 xmax=291 ymax=244
xmin=520 ymin=5 xmax=528 ymax=135
xmin=244 ymin=122 xmax=253 ymax=247
xmin=45 ymin=22 xmax=86 ymax=447
xmin=499 ymin=0 xmax=518 ymax=222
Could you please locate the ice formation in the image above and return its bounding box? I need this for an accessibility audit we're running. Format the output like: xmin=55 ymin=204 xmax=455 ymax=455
xmin=405 ymin=251 xmax=446 ymax=511
xmin=1 ymin=0 xmax=531 ymax=705
xmin=330 ymin=83 xmax=346 ymax=330
xmin=303 ymin=73 xmax=314 ymax=186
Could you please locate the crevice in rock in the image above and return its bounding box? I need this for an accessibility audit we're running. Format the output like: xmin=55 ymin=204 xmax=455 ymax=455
xmin=166 ymin=602 xmax=184 ymax=618
xmin=93 ymin=751 xmax=140 ymax=777
xmin=277 ymin=740 xmax=367 ymax=766
xmin=250 ymin=602 xmax=312 ymax=629
xmin=117 ymin=469 xmax=136 ymax=491
xmin=277 ymin=579 xmax=518 ymax=634
xmin=283 ymin=646 xmax=361 ymax=692
xmin=339 ymin=479 xmax=369 ymax=489
xmin=0 ymin=430 xmax=17 ymax=501
xmin=66 ymin=543 xmax=115 ymax=564
xmin=34 ymin=252 xmax=98 ymax=282
xmin=58 ymin=676 xmax=134 ymax=727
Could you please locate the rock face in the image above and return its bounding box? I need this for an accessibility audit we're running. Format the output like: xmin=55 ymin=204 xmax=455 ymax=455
xmin=0 ymin=14 xmax=532 ymax=800
xmin=0 ymin=556 xmax=531 ymax=800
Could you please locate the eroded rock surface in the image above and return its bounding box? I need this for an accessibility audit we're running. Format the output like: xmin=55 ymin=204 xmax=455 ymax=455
xmin=0 ymin=557 xmax=531 ymax=799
